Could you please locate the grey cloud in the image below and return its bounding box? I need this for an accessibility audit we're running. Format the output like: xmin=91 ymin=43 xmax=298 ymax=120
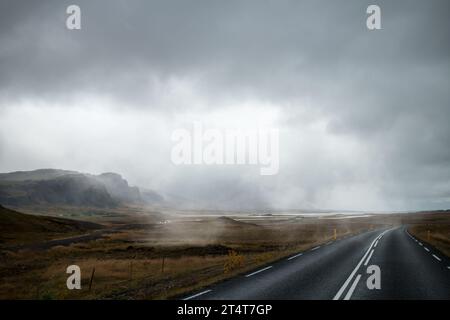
xmin=0 ymin=0 xmax=449 ymax=210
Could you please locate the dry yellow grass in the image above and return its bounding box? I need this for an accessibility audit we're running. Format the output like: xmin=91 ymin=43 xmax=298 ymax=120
xmin=0 ymin=209 xmax=401 ymax=300
xmin=0 ymin=232 xmax=357 ymax=300
xmin=409 ymin=224 xmax=450 ymax=257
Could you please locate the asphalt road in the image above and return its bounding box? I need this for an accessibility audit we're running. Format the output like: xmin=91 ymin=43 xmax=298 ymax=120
xmin=184 ymin=226 xmax=450 ymax=300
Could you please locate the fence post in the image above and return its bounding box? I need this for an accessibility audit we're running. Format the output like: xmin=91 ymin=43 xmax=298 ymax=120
xmin=129 ymin=261 xmax=133 ymax=281
xmin=89 ymin=267 xmax=95 ymax=291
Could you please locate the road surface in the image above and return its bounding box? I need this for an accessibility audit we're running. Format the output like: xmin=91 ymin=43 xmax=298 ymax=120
xmin=184 ymin=226 xmax=450 ymax=300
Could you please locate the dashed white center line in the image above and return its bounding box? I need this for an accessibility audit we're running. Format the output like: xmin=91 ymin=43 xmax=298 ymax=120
xmin=183 ymin=289 xmax=212 ymax=300
xmin=344 ymin=274 xmax=362 ymax=300
xmin=447 ymin=266 xmax=450 ymax=270
xmin=424 ymin=247 xmax=430 ymax=252
xmin=374 ymin=240 xmax=379 ymax=248
xmin=245 ymin=266 xmax=273 ymax=277
xmin=419 ymin=242 xmax=423 ymax=246
xmin=432 ymin=254 xmax=442 ymax=262
xmin=287 ymin=253 xmax=303 ymax=260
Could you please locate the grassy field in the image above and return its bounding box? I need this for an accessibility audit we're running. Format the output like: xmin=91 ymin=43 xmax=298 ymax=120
xmin=0 ymin=205 xmax=448 ymax=299
xmin=0 ymin=205 xmax=102 ymax=245
xmin=406 ymin=211 xmax=450 ymax=257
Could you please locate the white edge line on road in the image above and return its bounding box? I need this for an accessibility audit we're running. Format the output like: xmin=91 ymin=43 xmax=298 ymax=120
xmin=364 ymin=249 xmax=375 ymax=266
xmin=344 ymin=274 xmax=362 ymax=300
xmin=374 ymin=240 xmax=379 ymax=248
xmin=183 ymin=289 xmax=212 ymax=300
xmin=432 ymin=254 xmax=441 ymax=262
xmin=311 ymin=246 xmax=321 ymax=251
xmin=245 ymin=265 xmax=273 ymax=277
xmin=406 ymin=230 xmax=415 ymax=241
xmin=406 ymin=229 xmax=423 ymax=248
xmin=287 ymin=253 xmax=303 ymax=260
xmin=333 ymin=228 xmax=391 ymax=300
xmin=424 ymin=247 xmax=430 ymax=252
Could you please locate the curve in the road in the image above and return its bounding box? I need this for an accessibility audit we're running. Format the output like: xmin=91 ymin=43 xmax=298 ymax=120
xmin=183 ymin=226 xmax=450 ymax=300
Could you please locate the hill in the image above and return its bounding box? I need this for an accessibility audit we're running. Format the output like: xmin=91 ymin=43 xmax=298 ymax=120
xmin=0 ymin=204 xmax=101 ymax=245
xmin=0 ymin=169 xmax=163 ymax=208
xmin=0 ymin=169 xmax=78 ymax=182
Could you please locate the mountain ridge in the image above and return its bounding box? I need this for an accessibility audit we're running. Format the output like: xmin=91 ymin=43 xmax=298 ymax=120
xmin=0 ymin=169 xmax=163 ymax=208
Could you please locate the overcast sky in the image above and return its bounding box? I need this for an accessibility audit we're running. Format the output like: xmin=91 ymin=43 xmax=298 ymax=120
xmin=1 ymin=0 xmax=449 ymax=211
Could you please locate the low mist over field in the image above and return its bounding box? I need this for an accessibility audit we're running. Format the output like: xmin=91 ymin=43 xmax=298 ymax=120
xmin=1 ymin=1 xmax=450 ymax=302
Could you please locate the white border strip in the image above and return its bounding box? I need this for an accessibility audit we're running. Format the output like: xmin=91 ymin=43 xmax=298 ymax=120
xmin=432 ymin=254 xmax=441 ymax=262
xmin=245 ymin=265 xmax=273 ymax=277
xmin=183 ymin=289 xmax=212 ymax=300
xmin=287 ymin=252 xmax=303 ymax=260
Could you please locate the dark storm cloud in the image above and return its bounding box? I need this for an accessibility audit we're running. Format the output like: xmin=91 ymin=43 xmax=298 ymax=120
xmin=2 ymin=0 xmax=445 ymax=104
xmin=0 ymin=0 xmax=449 ymax=210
